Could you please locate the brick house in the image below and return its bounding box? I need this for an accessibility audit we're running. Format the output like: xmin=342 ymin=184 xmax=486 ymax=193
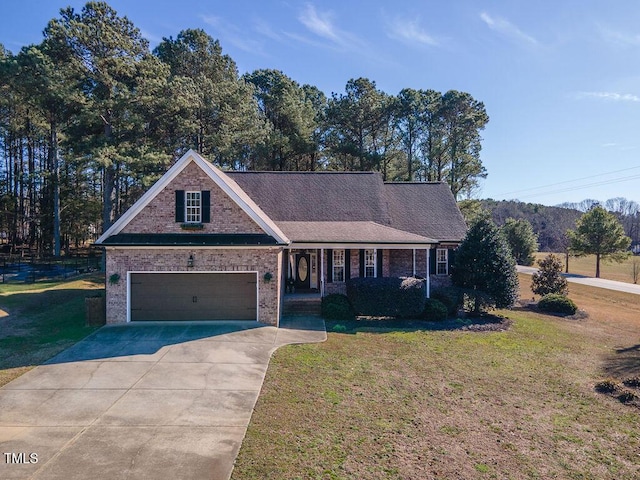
xmin=96 ymin=150 xmax=467 ymax=326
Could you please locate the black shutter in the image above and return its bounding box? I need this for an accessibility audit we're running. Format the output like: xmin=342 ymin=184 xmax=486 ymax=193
xmin=175 ymin=190 xmax=185 ymax=222
xmin=327 ymin=249 xmax=333 ymax=283
xmin=345 ymin=249 xmax=351 ymax=280
xmin=201 ymin=191 xmax=211 ymax=223
xmin=359 ymin=250 xmax=365 ymax=277
xmin=430 ymin=248 xmax=437 ymax=276
xmin=376 ymin=249 xmax=383 ymax=278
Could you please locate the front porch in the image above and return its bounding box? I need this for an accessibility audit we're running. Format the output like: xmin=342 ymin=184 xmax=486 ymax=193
xmin=282 ymin=246 xmax=446 ymax=299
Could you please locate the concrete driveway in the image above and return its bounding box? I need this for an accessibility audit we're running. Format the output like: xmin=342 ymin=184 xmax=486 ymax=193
xmin=517 ymin=265 xmax=640 ymax=295
xmin=0 ymin=317 xmax=326 ymax=480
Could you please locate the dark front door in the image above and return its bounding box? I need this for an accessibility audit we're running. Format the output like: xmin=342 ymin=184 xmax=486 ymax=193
xmin=295 ymin=254 xmax=311 ymax=290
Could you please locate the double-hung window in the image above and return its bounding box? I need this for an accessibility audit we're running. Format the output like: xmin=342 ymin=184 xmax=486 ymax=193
xmin=364 ymin=249 xmax=376 ymax=277
xmin=436 ymin=248 xmax=448 ymax=275
xmin=185 ymin=191 xmax=202 ymax=223
xmin=333 ymin=249 xmax=345 ymax=282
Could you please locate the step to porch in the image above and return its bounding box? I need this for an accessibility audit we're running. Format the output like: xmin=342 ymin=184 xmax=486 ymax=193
xmin=282 ymin=296 xmax=322 ymax=316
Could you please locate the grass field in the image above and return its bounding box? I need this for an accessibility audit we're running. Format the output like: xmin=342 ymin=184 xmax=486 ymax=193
xmin=535 ymin=252 xmax=640 ymax=284
xmin=0 ymin=273 xmax=104 ymax=387
xmin=232 ymin=274 xmax=640 ymax=480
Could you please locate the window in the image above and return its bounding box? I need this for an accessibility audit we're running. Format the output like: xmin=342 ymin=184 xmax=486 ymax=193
xmin=332 ymin=249 xmax=345 ymax=282
xmin=185 ymin=191 xmax=201 ymax=223
xmin=365 ymin=249 xmax=376 ymax=277
xmin=436 ymin=248 xmax=448 ymax=275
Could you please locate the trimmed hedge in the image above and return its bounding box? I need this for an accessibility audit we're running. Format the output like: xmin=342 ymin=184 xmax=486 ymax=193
xmin=537 ymin=294 xmax=577 ymax=315
xmin=347 ymin=277 xmax=425 ymax=318
xmin=321 ymin=294 xmax=354 ymax=320
xmin=422 ymin=298 xmax=448 ymax=321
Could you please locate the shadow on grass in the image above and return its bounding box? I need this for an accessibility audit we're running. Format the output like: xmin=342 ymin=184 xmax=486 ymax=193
xmin=602 ymin=344 xmax=640 ymax=379
xmin=325 ymin=314 xmax=512 ymax=334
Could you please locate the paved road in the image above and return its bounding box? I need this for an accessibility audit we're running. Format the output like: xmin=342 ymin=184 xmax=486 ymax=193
xmin=517 ymin=265 xmax=640 ymax=295
xmin=0 ymin=317 xmax=326 ymax=480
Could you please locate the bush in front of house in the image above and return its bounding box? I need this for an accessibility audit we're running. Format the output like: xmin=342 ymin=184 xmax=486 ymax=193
xmin=537 ymin=293 xmax=577 ymax=315
xmin=346 ymin=277 xmax=425 ymax=318
xmin=431 ymin=287 xmax=464 ymax=316
xmin=422 ymin=298 xmax=448 ymax=321
xmin=321 ymin=294 xmax=354 ymax=320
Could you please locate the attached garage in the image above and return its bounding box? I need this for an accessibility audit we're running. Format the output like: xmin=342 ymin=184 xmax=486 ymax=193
xmin=128 ymin=272 xmax=258 ymax=321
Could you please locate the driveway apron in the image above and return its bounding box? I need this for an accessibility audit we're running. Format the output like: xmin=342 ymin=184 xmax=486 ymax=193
xmin=0 ymin=317 xmax=326 ymax=480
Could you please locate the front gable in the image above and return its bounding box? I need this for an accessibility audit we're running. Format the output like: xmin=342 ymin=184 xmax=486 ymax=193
xmin=96 ymin=150 xmax=288 ymax=245
xmin=121 ymin=161 xmax=263 ymax=235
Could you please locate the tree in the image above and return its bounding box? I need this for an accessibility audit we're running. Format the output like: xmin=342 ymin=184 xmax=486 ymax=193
xmin=154 ymin=29 xmax=263 ymax=167
xmin=531 ymin=254 xmax=568 ymax=296
xmin=568 ymin=206 xmax=631 ymax=278
xmin=439 ymin=90 xmax=489 ymax=199
xmin=451 ymin=215 xmax=519 ymax=313
xmin=243 ymin=69 xmax=317 ymax=171
xmin=44 ymin=1 xmax=167 ymax=231
xmin=501 ymin=217 xmax=538 ymax=265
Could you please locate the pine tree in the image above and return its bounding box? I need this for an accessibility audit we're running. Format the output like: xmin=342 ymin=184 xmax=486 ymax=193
xmin=451 ymin=215 xmax=519 ymax=313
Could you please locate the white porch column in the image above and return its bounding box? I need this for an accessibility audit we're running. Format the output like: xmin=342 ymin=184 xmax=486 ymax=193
xmin=320 ymin=248 xmax=325 ymax=297
xmin=426 ymin=248 xmax=431 ymax=298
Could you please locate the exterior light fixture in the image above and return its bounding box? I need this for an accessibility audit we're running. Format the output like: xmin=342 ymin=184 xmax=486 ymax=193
xmin=187 ymin=254 xmax=194 ymax=268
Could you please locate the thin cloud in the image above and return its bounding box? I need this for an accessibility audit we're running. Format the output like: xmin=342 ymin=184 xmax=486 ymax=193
xmin=297 ymin=4 xmax=365 ymax=51
xmin=480 ymin=12 xmax=538 ymax=46
xmin=201 ymin=14 xmax=267 ymax=56
xmin=598 ymin=25 xmax=640 ymax=47
xmin=387 ymin=18 xmax=439 ymax=47
xmin=575 ymin=91 xmax=640 ymax=102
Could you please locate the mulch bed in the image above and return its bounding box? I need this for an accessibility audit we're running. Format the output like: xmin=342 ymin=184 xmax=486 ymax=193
xmin=327 ymin=314 xmax=512 ymax=333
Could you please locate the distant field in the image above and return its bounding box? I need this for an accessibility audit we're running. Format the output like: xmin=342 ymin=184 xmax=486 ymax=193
xmin=535 ymin=252 xmax=640 ymax=284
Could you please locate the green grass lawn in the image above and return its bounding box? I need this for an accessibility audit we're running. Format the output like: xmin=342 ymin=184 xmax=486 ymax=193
xmin=232 ymin=281 xmax=640 ymax=479
xmin=535 ymin=252 xmax=640 ymax=284
xmin=0 ymin=273 xmax=104 ymax=386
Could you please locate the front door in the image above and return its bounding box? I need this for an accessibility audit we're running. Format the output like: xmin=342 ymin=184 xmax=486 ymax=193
xmin=295 ymin=253 xmax=311 ymax=290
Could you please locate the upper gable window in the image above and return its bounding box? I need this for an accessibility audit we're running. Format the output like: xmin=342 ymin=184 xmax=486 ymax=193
xmin=175 ymin=190 xmax=210 ymax=224
xmin=185 ymin=191 xmax=201 ymax=223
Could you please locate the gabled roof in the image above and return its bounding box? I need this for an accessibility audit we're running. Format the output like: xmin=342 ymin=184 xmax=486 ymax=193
xmin=384 ymin=182 xmax=467 ymax=242
xmin=95 ymin=150 xmax=289 ymax=245
xmin=228 ymin=171 xmax=466 ymax=243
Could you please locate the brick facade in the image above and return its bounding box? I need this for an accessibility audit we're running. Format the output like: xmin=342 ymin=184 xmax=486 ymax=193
xmin=122 ymin=162 xmax=263 ymax=235
xmin=105 ymin=247 xmax=282 ymax=326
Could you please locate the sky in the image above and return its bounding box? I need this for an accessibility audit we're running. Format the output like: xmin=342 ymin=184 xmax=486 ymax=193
xmin=2 ymin=0 xmax=640 ymax=206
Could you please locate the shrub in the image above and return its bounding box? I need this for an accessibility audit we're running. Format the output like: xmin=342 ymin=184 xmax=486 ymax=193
xmin=422 ymin=298 xmax=448 ymax=321
xmin=321 ymin=294 xmax=354 ymax=320
xmin=537 ymin=294 xmax=577 ymax=315
xmin=595 ymin=379 xmax=620 ymax=394
xmin=623 ymin=377 xmax=640 ymax=388
xmin=346 ymin=277 xmax=425 ymax=318
xmin=431 ymin=287 xmax=463 ymax=316
xmin=618 ymin=391 xmax=638 ymax=404
xmin=531 ymin=254 xmax=568 ymax=296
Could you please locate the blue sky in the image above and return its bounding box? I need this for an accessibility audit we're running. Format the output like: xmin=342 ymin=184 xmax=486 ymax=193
xmin=2 ymin=0 xmax=640 ymax=206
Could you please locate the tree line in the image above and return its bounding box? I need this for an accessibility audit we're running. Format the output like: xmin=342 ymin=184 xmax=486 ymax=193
xmin=0 ymin=1 xmax=489 ymax=257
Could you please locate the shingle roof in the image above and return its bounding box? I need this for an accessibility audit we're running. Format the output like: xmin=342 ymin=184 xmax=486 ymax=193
xmin=226 ymin=171 xmax=390 ymax=223
xmin=383 ymin=182 xmax=468 ymax=242
xmin=227 ymin=171 xmax=466 ymax=243
xmin=277 ymin=221 xmax=437 ymax=244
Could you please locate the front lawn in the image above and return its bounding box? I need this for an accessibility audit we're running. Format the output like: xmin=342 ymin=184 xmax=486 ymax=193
xmin=0 ymin=273 xmax=104 ymax=387
xmin=232 ymin=276 xmax=640 ymax=479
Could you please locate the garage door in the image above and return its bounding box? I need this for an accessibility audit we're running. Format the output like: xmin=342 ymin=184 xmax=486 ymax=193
xmin=129 ymin=273 xmax=257 ymax=321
